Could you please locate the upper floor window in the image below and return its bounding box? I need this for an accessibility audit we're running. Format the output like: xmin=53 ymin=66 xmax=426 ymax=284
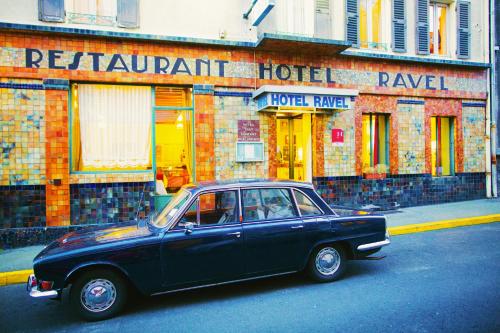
xmin=314 ymin=0 xmax=332 ymax=39
xmin=38 ymin=0 xmax=139 ymax=28
xmin=429 ymin=2 xmax=448 ymax=56
xmin=67 ymin=0 xmax=117 ymax=26
xmin=359 ymin=0 xmax=382 ymax=49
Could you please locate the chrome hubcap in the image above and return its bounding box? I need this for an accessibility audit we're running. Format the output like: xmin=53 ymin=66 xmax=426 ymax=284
xmin=80 ymin=279 xmax=116 ymax=313
xmin=315 ymin=247 xmax=341 ymax=276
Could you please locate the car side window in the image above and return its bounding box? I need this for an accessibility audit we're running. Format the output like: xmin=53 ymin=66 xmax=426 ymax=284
xmin=176 ymin=190 xmax=239 ymax=228
xmin=177 ymin=200 xmax=198 ymax=227
xmin=242 ymin=188 xmax=297 ymax=222
xmin=293 ymin=190 xmax=322 ymax=216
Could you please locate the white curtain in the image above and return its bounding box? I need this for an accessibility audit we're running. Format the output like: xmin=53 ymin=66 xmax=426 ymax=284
xmin=78 ymin=84 xmax=151 ymax=169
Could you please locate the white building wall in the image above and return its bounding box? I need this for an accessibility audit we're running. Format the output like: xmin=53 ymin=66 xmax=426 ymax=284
xmin=0 ymin=0 xmax=489 ymax=63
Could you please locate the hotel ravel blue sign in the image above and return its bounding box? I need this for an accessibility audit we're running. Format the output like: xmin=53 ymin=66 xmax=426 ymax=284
xmin=256 ymin=92 xmax=353 ymax=111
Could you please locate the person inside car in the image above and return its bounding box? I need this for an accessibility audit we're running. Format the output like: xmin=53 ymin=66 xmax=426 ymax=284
xmin=218 ymin=192 xmax=237 ymax=224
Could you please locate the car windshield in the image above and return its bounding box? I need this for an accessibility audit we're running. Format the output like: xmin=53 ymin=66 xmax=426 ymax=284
xmin=152 ymin=190 xmax=191 ymax=228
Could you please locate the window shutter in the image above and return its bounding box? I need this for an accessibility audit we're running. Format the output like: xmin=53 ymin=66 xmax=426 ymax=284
xmin=117 ymin=0 xmax=140 ymax=28
xmin=392 ymin=0 xmax=406 ymax=52
xmin=38 ymin=0 xmax=65 ymax=23
xmin=315 ymin=0 xmax=332 ymax=39
xmin=345 ymin=0 xmax=359 ymax=47
xmin=416 ymin=0 xmax=429 ymax=55
xmin=316 ymin=0 xmax=330 ymax=14
xmin=456 ymin=0 xmax=471 ymax=59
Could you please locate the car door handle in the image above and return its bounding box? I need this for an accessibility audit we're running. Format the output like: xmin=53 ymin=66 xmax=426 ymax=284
xmin=291 ymin=225 xmax=304 ymax=229
xmin=228 ymin=232 xmax=241 ymax=238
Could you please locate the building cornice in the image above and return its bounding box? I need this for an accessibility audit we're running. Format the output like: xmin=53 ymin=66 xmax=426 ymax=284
xmin=0 ymin=22 xmax=491 ymax=69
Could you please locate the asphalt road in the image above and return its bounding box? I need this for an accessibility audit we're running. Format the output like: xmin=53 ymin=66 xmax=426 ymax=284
xmin=1 ymin=223 xmax=499 ymax=333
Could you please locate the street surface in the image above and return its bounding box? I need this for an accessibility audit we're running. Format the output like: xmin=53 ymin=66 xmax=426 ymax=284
xmin=1 ymin=223 xmax=499 ymax=333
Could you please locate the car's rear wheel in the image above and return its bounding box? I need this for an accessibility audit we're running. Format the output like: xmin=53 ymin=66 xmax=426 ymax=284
xmin=70 ymin=269 xmax=128 ymax=321
xmin=308 ymin=245 xmax=346 ymax=282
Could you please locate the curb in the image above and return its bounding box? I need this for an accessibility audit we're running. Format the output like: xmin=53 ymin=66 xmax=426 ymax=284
xmin=0 ymin=269 xmax=33 ymax=287
xmin=388 ymin=214 xmax=500 ymax=235
xmin=0 ymin=215 xmax=499 ymax=287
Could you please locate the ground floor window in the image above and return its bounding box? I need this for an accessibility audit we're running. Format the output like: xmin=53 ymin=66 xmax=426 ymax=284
xmin=362 ymin=114 xmax=389 ymax=174
xmin=71 ymin=84 xmax=152 ymax=171
xmin=431 ymin=116 xmax=454 ymax=176
xmin=154 ymin=87 xmax=193 ymax=193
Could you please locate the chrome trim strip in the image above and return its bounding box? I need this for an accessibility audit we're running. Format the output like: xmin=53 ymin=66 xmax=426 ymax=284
xmin=151 ymin=271 xmax=296 ymax=296
xmin=357 ymin=238 xmax=391 ymax=251
xmin=332 ymin=215 xmax=386 ymax=221
xmin=188 ymin=182 xmax=314 ymax=194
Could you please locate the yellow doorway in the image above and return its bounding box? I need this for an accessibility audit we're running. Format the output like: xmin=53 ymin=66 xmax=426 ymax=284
xmin=276 ymin=114 xmax=312 ymax=181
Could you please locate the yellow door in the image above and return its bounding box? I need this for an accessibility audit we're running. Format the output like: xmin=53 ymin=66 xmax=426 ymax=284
xmin=276 ymin=114 xmax=311 ymax=181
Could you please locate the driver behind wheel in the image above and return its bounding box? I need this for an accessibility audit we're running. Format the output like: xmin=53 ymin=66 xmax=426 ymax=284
xmin=218 ymin=192 xmax=237 ymax=224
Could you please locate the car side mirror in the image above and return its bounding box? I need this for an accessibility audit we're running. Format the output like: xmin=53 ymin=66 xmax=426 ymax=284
xmin=184 ymin=222 xmax=195 ymax=234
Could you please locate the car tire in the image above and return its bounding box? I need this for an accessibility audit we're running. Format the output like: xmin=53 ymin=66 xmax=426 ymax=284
xmin=70 ymin=269 xmax=128 ymax=321
xmin=308 ymin=245 xmax=346 ymax=282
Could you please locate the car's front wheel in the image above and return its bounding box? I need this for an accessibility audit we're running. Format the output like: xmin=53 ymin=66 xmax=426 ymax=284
xmin=70 ymin=269 xmax=128 ymax=321
xmin=308 ymin=245 xmax=346 ymax=282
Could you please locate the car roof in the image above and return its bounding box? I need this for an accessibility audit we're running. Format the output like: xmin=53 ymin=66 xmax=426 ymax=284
xmin=181 ymin=178 xmax=315 ymax=194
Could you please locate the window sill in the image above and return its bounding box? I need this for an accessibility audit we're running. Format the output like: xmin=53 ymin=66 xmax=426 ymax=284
xmin=363 ymin=172 xmax=387 ymax=180
xmin=71 ymin=170 xmax=153 ymax=175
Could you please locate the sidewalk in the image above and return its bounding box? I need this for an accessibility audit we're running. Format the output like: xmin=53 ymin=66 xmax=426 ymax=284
xmin=1 ymin=198 xmax=499 ymax=283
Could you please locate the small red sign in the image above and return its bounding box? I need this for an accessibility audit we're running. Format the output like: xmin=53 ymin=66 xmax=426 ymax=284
xmin=238 ymin=120 xmax=260 ymax=142
xmin=332 ymin=128 xmax=344 ymax=144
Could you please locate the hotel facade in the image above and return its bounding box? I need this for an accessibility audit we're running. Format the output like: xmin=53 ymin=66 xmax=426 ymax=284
xmin=0 ymin=0 xmax=496 ymax=247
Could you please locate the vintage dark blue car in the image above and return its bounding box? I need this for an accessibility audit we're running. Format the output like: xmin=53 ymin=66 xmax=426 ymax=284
xmin=27 ymin=179 xmax=390 ymax=321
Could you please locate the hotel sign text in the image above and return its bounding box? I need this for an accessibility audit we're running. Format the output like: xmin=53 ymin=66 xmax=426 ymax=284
xmin=257 ymin=93 xmax=352 ymax=111
xmin=14 ymin=48 xmax=477 ymax=93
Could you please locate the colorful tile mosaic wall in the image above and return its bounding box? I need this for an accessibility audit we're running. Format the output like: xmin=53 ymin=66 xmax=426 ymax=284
xmin=45 ymin=89 xmax=70 ymax=226
xmin=424 ymin=99 xmax=464 ymax=173
xmin=70 ymin=182 xmax=154 ymax=225
xmin=1 ymin=224 xmax=82 ymax=249
xmin=0 ymin=31 xmax=488 ymax=100
xmin=194 ymin=92 xmax=216 ymax=181
xmin=323 ymin=107 xmax=356 ymax=177
xmin=0 ymin=31 xmax=492 ymax=238
xmin=397 ymin=101 xmax=426 ymax=174
xmin=0 ymin=185 xmax=45 ymax=228
xmin=69 ymin=172 xmax=154 ymax=184
xmin=267 ymin=113 xmax=277 ymax=178
xmin=213 ymin=90 xmax=270 ymax=180
xmin=354 ymin=95 xmax=399 ymax=175
xmin=312 ymin=114 xmax=325 ymax=177
xmin=462 ymin=104 xmax=486 ymax=172
xmin=0 ymin=78 xmax=46 ymax=186
xmin=0 ymin=42 xmax=488 ymax=100
xmin=314 ymin=173 xmax=485 ymax=209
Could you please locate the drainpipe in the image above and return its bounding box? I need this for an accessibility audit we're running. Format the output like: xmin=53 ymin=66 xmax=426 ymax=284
xmin=484 ymin=0 xmax=492 ymax=198
xmin=489 ymin=0 xmax=498 ymax=197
